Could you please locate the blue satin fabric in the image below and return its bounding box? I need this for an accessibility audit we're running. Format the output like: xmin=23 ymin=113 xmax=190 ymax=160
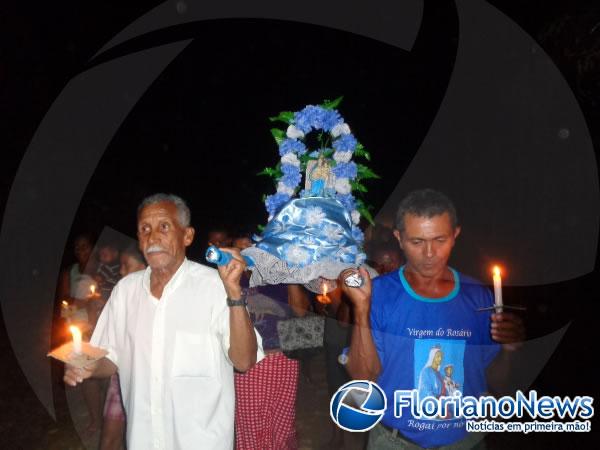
xmin=254 ymin=197 xmax=364 ymax=267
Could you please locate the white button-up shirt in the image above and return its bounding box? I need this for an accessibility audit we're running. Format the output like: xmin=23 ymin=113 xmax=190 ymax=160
xmin=91 ymin=258 xmax=262 ymax=449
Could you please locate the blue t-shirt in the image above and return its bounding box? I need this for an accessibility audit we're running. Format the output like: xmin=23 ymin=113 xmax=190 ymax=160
xmin=371 ymin=267 xmax=500 ymax=448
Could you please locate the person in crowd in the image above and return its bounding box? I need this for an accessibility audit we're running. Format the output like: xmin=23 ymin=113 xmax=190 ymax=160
xmin=99 ymin=245 xmax=147 ymax=450
xmin=57 ymin=232 xmax=97 ymax=303
xmin=207 ymin=227 xmax=233 ymax=248
xmin=368 ymin=242 xmax=403 ymax=275
xmin=95 ymin=241 xmax=121 ymax=300
xmin=232 ymin=233 xmax=303 ymax=449
xmin=64 ymin=193 xmax=261 ymax=450
xmin=340 ymin=188 xmax=525 ymax=449
xmin=57 ymin=232 xmax=104 ymax=436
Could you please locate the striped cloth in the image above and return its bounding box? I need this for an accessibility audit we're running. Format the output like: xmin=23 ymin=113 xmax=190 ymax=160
xmin=234 ymin=352 xmax=299 ymax=450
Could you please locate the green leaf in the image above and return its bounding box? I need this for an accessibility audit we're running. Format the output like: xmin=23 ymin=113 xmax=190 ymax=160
xmin=358 ymin=206 xmax=376 ymax=226
xmin=350 ymin=180 xmax=368 ymax=193
xmin=354 ymin=143 xmax=371 ymax=161
xmin=322 ymin=95 xmax=344 ymax=110
xmin=357 ymin=164 xmax=380 ymax=179
xmin=268 ymin=111 xmax=295 ymax=124
xmin=270 ymin=128 xmax=286 ymax=145
xmin=322 ymin=148 xmax=334 ymax=158
xmin=257 ymin=166 xmax=281 ymax=178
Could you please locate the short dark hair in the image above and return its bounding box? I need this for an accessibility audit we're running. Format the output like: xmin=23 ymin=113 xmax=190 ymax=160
xmin=394 ymin=189 xmax=458 ymax=233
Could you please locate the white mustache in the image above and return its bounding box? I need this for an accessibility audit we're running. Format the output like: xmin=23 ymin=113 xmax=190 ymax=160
xmin=146 ymin=245 xmax=166 ymax=253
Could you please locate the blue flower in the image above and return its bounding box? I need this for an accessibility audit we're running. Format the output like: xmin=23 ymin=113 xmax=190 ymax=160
xmin=265 ymin=193 xmax=290 ymax=216
xmin=333 ymin=134 xmax=357 ymax=152
xmin=293 ymin=105 xmax=327 ymax=133
xmin=281 ymin=169 xmax=301 ymax=188
xmin=332 ymin=162 xmax=358 ymax=179
xmin=279 ymin=138 xmax=307 ymax=156
xmin=281 ymin=164 xmax=301 ymax=189
xmin=351 ymin=226 xmax=365 ymax=243
xmin=336 ymin=193 xmax=357 ymax=211
xmin=281 ymin=164 xmax=298 ymax=175
xmin=322 ymin=109 xmax=342 ymax=131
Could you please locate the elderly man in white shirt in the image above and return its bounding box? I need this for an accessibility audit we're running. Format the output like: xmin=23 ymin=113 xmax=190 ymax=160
xmin=64 ymin=193 xmax=262 ymax=450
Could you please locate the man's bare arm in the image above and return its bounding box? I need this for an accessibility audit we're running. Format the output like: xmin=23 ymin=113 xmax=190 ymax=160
xmin=217 ymin=247 xmax=258 ymax=372
xmin=339 ymin=268 xmax=381 ymax=381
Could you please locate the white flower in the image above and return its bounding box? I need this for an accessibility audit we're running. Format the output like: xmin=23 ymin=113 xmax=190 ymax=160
xmin=285 ymin=244 xmax=311 ymax=265
xmin=281 ymin=152 xmax=300 ymax=166
xmin=333 ymin=151 xmax=352 ymax=163
xmin=351 ymin=210 xmax=361 ymax=225
xmin=277 ymin=182 xmax=295 ymax=196
xmin=286 ymin=125 xmax=305 ymax=139
xmin=322 ymin=224 xmax=344 ymax=242
xmin=331 ymin=123 xmax=351 ymax=138
xmin=334 ymin=178 xmax=352 ymax=195
xmin=305 ymin=207 xmax=326 ymax=226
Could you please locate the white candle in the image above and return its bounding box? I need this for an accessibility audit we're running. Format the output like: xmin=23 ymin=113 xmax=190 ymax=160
xmin=69 ymin=325 xmax=82 ymax=355
xmin=492 ymin=266 xmax=503 ymax=313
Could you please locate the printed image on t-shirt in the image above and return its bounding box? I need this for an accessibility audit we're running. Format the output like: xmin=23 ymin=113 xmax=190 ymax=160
xmin=414 ymin=339 xmax=465 ymax=419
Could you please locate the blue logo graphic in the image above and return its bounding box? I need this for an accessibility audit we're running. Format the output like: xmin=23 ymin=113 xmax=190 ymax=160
xmin=330 ymin=380 xmax=387 ymax=432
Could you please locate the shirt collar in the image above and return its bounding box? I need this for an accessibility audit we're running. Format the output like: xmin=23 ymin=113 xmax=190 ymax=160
xmin=143 ymin=257 xmax=189 ymax=298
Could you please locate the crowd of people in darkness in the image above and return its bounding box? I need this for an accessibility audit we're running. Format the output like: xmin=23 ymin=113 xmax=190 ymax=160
xmin=58 ymin=189 xmax=523 ymax=450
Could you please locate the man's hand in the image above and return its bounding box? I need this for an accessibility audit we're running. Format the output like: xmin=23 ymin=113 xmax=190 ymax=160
xmin=63 ymin=360 xmax=98 ymax=387
xmin=491 ymin=312 xmax=525 ymax=351
xmin=338 ymin=267 xmax=372 ymax=313
xmin=216 ymin=247 xmax=247 ymax=299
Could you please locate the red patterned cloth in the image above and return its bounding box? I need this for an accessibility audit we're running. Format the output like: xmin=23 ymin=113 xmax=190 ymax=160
xmin=103 ymin=373 xmax=126 ymax=421
xmin=234 ymin=352 xmax=299 ymax=450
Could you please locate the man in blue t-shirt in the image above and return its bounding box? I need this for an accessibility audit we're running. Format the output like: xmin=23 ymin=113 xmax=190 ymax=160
xmin=340 ymin=189 xmax=524 ymax=449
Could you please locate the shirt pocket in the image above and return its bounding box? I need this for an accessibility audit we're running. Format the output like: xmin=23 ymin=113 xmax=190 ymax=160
xmin=172 ymin=331 xmax=216 ymax=378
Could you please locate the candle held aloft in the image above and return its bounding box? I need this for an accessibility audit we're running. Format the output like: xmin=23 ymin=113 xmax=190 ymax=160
xmin=492 ymin=266 xmax=503 ymax=313
xmin=69 ymin=325 xmax=82 ymax=354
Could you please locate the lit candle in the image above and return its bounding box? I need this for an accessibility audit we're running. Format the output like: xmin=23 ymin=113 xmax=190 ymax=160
xmin=492 ymin=266 xmax=503 ymax=313
xmin=90 ymin=284 xmax=96 ymax=296
xmin=69 ymin=325 xmax=82 ymax=355
xmin=316 ymin=281 xmax=331 ymax=304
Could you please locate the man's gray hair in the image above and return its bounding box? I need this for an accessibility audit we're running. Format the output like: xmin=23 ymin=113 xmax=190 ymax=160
xmin=394 ymin=189 xmax=458 ymax=233
xmin=138 ymin=193 xmax=191 ymax=227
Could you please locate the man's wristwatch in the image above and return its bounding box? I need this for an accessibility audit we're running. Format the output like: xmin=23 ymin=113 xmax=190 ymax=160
xmin=226 ymin=296 xmax=248 ymax=307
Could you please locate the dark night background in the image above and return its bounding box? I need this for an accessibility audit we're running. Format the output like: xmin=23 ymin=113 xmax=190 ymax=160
xmin=1 ymin=0 xmax=599 ymax=448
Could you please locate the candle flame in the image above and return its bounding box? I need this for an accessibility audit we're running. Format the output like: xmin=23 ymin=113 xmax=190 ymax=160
xmin=316 ymin=280 xmax=331 ymax=304
xmin=69 ymin=325 xmax=81 ymax=337
xmin=62 ymin=300 xmax=69 ymax=306
xmin=90 ymin=284 xmax=96 ymax=295
xmin=492 ymin=266 xmax=501 ymax=277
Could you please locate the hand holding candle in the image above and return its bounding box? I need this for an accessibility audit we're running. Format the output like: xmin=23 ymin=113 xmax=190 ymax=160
xmin=492 ymin=265 xmax=503 ymax=313
xmin=69 ymin=325 xmax=82 ymax=355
